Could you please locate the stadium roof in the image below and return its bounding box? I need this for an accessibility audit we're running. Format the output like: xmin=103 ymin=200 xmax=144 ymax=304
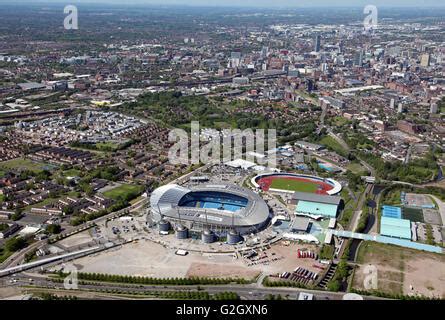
xmin=380 ymin=216 xmax=411 ymax=240
xmin=292 ymin=191 xmax=342 ymax=206
xmin=150 ymin=184 xmax=269 ymax=227
xmin=382 ymin=206 xmax=402 ymax=219
xmin=296 ymin=201 xmax=338 ymax=218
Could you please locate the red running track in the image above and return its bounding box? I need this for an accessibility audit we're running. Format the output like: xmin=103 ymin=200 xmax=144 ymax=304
xmin=256 ymin=176 xmax=334 ymax=195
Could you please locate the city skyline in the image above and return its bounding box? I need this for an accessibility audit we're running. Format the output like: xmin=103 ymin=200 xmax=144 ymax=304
xmin=0 ymin=0 xmax=443 ymax=305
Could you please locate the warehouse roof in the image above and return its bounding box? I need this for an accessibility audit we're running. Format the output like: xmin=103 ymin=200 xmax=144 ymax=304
xmin=296 ymin=200 xmax=338 ymax=218
xmin=380 ymin=216 xmax=411 ymax=240
xmin=292 ymin=191 xmax=342 ymax=206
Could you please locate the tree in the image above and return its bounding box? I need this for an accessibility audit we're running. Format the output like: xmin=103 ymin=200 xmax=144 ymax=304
xmin=327 ymin=279 xmax=341 ymax=292
xmin=11 ymin=209 xmax=24 ymax=221
xmin=5 ymin=236 xmax=27 ymax=252
xmin=46 ymin=224 xmax=62 ymax=235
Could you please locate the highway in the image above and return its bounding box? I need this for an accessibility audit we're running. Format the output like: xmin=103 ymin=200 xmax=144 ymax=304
xmin=0 ymin=197 xmax=148 ymax=271
xmin=5 ymin=272 xmax=384 ymax=300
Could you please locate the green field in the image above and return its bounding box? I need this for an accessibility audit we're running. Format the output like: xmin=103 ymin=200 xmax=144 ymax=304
xmin=320 ymin=136 xmax=348 ymax=157
xmin=0 ymin=158 xmax=50 ymax=173
xmin=347 ymin=162 xmax=366 ymax=174
xmin=103 ymin=184 xmax=144 ymax=201
xmin=403 ymin=207 xmax=424 ymax=223
xmin=270 ymin=178 xmax=319 ymax=193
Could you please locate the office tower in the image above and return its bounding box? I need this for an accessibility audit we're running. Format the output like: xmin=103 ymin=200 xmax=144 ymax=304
xmin=354 ymin=50 xmax=364 ymax=67
xmin=390 ymin=98 xmax=395 ymax=109
xmin=338 ymin=40 xmax=344 ymax=53
xmin=314 ymin=35 xmax=321 ymax=52
xmin=420 ymin=54 xmax=430 ymax=67
xmin=430 ymin=103 xmax=438 ymax=114
xmin=261 ymin=46 xmax=269 ymax=59
xmin=306 ymin=79 xmax=314 ymax=92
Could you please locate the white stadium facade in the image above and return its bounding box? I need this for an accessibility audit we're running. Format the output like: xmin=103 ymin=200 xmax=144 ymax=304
xmin=150 ymin=184 xmax=270 ymax=240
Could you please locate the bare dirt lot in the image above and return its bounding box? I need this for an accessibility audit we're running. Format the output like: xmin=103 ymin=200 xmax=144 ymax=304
xmin=58 ymin=230 xmax=94 ymax=248
xmin=352 ymin=241 xmax=445 ymax=298
xmin=63 ymin=239 xmax=321 ymax=281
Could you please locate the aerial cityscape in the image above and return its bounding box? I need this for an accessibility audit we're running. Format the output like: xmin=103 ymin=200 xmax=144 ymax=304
xmin=0 ymin=0 xmax=444 ymax=304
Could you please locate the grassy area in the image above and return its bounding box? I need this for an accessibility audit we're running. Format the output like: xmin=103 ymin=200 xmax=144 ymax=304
xmin=356 ymin=242 xmax=407 ymax=271
xmin=383 ymin=189 xmax=402 ymax=206
xmin=270 ymin=178 xmax=319 ymax=193
xmin=331 ymin=116 xmax=350 ymax=127
xmin=338 ymin=188 xmax=355 ymax=227
xmin=0 ymin=158 xmax=50 ymax=173
xmin=103 ymin=184 xmax=144 ymax=201
xmin=319 ymin=244 xmax=335 ymax=260
xmin=0 ymin=248 xmax=13 ymax=264
xmin=95 ymin=142 xmax=121 ymax=152
xmin=320 ymin=136 xmax=348 ymax=157
xmin=354 ymin=241 xmax=445 ymax=297
xmin=347 ymin=162 xmax=366 ymax=175
xmin=403 ymin=207 xmax=424 ymax=223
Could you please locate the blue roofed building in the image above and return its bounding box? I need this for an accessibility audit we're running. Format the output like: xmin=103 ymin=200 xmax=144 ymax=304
xmin=380 ymin=216 xmax=411 ymax=240
xmin=382 ymin=205 xmax=402 ymax=219
xmin=293 ymin=192 xmax=342 ymax=218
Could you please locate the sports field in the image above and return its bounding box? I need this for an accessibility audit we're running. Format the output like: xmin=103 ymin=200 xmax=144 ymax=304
xmin=0 ymin=158 xmax=51 ymax=173
xmin=103 ymin=184 xmax=144 ymax=201
xmin=257 ymin=175 xmax=334 ymax=195
xmin=270 ymin=178 xmax=319 ymax=193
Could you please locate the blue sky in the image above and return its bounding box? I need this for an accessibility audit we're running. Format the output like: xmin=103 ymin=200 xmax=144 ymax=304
xmin=6 ymin=0 xmax=445 ymax=7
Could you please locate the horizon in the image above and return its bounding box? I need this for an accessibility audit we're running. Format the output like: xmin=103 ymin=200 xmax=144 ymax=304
xmin=3 ymin=0 xmax=445 ymax=8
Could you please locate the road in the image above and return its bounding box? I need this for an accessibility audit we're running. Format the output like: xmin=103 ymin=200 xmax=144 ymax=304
xmin=0 ymin=197 xmax=147 ymax=270
xmin=429 ymin=195 xmax=445 ymax=226
xmin=6 ymin=273 xmax=385 ymax=300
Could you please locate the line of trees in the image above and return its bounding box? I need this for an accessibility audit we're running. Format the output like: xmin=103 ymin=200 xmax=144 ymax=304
xmin=350 ymin=288 xmax=441 ymax=300
xmin=262 ymin=277 xmax=311 ymax=289
xmin=56 ymin=272 xmax=250 ymax=286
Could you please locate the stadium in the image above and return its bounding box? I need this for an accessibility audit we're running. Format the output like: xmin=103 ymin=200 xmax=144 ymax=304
xmin=150 ymin=184 xmax=270 ymax=239
xmin=251 ymin=173 xmax=342 ymax=196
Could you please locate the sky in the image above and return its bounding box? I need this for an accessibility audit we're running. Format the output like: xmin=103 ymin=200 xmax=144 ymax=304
xmin=5 ymin=0 xmax=445 ymax=7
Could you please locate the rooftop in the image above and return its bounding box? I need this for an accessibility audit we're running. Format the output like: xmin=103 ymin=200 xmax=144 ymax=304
xmin=292 ymin=191 xmax=342 ymax=206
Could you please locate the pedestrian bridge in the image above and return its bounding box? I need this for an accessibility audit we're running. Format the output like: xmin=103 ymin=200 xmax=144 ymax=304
xmin=329 ymin=230 xmax=443 ymax=254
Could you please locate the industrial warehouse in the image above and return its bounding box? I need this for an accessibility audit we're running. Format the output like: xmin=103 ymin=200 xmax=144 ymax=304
xmin=149 ymin=183 xmax=270 ymax=243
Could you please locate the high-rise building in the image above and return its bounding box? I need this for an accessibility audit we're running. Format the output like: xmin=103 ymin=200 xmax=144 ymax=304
xmin=261 ymin=46 xmax=269 ymax=59
xmin=306 ymin=79 xmax=314 ymax=92
xmin=314 ymin=35 xmax=321 ymax=53
xmin=430 ymin=103 xmax=438 ymax=114
xmin=354 ymin=50 xmax=364 ymax=67
xmin=338 ymin=40 xmax=344 ymax=53
xmin=420 ymin=54 xmax=430 ymax=67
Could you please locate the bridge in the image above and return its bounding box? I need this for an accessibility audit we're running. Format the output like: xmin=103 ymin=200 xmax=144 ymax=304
xmin=329 ymin=229 xmax=443 ymax=254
